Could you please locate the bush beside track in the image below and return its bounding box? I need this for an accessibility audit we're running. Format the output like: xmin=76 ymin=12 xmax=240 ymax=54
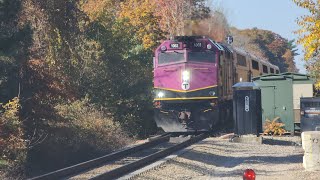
xmin=25 ymin=99 xmax=132 ymax=177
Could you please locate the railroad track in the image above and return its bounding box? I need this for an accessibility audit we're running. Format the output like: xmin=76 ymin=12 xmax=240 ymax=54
xmin=29 ymin=133 xmax=207 ymax=180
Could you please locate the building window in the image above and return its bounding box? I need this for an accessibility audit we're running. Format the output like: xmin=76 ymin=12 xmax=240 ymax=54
xmin=270 ymin=68 xmax=274 ymax=73
xmin=252 ymin=60 xmax=259 ymax=70
xmin=263 ymin=65 xmax=268 ymax=73
xmin=237 ymin=54 xmax=247 ymax=67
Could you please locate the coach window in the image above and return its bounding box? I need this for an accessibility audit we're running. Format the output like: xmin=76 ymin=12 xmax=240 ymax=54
xmin=188 ymin=51 xmax=216 ymax=63
xmin=158 ymin=52 xmax=184 ymax=64
xmin=252 ymin=60 xmax=259 ymax=70
xmin=263 ymin=65 xmax=268 ymax=73
xmin=237 ymin=54 xmax=247 ymax=67
xmin=270 ymin=68 xmax=274 ymax=73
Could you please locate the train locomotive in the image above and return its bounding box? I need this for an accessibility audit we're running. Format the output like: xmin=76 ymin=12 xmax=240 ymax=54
xmin=153 ymin=36 xmax=279 ymax=132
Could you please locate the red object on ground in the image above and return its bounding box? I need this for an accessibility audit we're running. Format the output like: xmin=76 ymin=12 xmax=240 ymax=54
xmin=243 ymin=169 xmax=256 ymax=180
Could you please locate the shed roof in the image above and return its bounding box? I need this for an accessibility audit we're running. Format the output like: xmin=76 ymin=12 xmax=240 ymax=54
xmin=232 ymin=82 xmax=259 ymax=89
xmin=252 ymin=72 xmax=312 ymax=81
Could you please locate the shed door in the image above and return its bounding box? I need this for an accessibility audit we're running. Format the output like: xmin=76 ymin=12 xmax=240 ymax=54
xmin=260 ymin=86 xmax=276 ymax=129
xmin=293 ymin=84 xmax=313 ymax=123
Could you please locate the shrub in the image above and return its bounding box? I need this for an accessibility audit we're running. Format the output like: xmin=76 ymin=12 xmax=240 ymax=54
xmin=0 ymin=97 xmax=26 ymax=178
xmin=27 ymin=98 xmax=132 ymax=174
xmin=54 ymin=98 xmax=131 ymax=152
xmin=263 ymin=117 xmax=286 ymax=136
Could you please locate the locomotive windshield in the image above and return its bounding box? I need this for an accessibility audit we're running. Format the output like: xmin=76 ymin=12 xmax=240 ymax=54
xmin=188 ymin=51 xmax=216 ymax=63
xmin=158 ymin=52 xmax=184 ymax=64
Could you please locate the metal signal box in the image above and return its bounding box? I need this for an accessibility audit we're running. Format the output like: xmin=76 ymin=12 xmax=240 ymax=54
xmin=233 ymin=82 xmax=262 ymax=136
xmin=301 ymin=97 xmax=320 ymax=132
xmin=253 ymin=73 xmax=313 ymax=133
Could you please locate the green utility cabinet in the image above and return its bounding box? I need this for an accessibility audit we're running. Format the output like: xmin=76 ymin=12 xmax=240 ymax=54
xmin=253 ymin=73 xmax=313 ymax=133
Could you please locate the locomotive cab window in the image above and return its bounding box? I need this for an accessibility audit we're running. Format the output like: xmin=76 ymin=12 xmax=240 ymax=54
xmin=276 ymin=70 xmax=280 ymax=74
xmin=158 ymin=52 xmax=184 ymax=64
xmin=263 ymin=65 xmax=268 ymax=73
xmin=188 ymin=51 xmax=216 ymax=63
xmin=237 ymin=54 xmax=247 ymax=67
xmin=270 ymin=68 xmax=274 ymax=73
xmin=252 ymin=60 xmax=259 ymax=70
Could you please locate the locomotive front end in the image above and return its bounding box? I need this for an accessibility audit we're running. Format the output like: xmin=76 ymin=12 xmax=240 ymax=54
xmin=153 ymin=36 xmax=221 ymax=132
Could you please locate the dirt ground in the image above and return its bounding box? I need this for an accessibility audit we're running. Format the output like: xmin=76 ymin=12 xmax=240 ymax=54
xmin=132 ymin=136 xmax=320 ymax=180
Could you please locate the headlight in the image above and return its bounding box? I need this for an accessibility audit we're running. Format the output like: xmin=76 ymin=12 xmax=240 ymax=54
xmin=182 ymin=71 xmax=190 ymax=81
xmin=157 ymin=91 xmax=165 ymax=98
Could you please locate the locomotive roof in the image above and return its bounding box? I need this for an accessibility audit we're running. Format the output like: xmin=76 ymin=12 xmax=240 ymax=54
xmin=173 ymin=36 xmax=206 ymax=41
xmin=217 ymin=43 xmax=233 ymax=54
xmin=166 ymin=36 xmax=279 ymax=70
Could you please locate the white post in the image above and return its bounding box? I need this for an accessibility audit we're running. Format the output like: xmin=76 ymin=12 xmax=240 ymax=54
xmin=302 ymin=131 xmax=320 ymax=171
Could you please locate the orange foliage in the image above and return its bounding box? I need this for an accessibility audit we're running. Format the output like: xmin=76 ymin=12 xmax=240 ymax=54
xmin=263 ymin=117 xmax=286 ymax=136
xmin=118 ymin=0 xmax=163 ymax=49
xmin=79 ymin=0 xmax=117 ymax=21
xmin=153 ymin=0 xmax=189 ymax=36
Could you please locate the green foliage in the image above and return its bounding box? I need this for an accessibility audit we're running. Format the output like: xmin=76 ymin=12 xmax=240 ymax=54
xmin=78 ymin=2 xmax=158 ymax=137
xmin=0 ymin=0 xmax=30 ymax=103
xmin=263 ymin=117 xmax=286 ymax=136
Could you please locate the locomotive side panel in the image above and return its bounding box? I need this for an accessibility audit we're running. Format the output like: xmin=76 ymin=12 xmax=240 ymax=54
xmin=234 ymin=52 xmax=251 ymax=83
xmin=218 ymin=50 xmax=234 ymax=101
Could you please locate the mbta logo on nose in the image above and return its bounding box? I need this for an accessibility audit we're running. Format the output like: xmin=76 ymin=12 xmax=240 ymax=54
xmin=182 ymin=82 xmax=190 ymax=90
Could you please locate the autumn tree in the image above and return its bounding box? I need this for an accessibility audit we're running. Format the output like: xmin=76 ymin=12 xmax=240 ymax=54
xmin=231 ymin=28 xmax=298 ymax=72
xmin=191 ymin=10 xmax=230 ymax=42
xmin=154 ymin=0 xmax=210 ymax=36
xmin=293 ymin=0 xmax=320 ymax=89
xmin=293 ymin=0 xmax=320 ymax=60
xmin=118 ymin=0 xmax=164 ymax=49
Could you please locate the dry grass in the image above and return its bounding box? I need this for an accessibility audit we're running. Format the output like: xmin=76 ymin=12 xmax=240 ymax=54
xmin=263 ymin=117 xmax=286 ymax=136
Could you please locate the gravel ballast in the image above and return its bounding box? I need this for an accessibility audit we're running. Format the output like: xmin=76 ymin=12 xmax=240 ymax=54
xmin=131 ymin=136 xmax=320 ymax=180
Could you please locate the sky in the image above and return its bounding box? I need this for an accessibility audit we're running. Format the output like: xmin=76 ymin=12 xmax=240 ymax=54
xmin=213 ymin=0 xmax=309 ymax=73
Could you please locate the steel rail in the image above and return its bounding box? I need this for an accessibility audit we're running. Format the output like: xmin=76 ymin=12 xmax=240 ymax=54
xmin=29 ymin=133 xmax=171 ymax=180
xmin=91 ymin=133 xmax=208 ymax=180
